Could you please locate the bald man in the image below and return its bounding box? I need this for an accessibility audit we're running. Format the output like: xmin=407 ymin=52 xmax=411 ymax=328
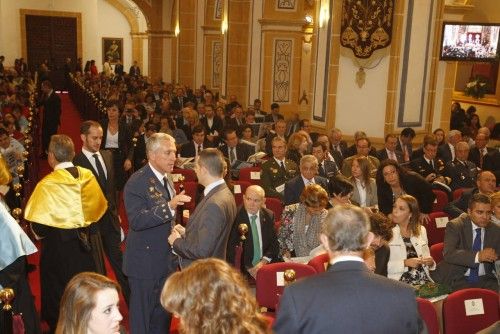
xmin=226 ymin=185 xmax=281 ymax=278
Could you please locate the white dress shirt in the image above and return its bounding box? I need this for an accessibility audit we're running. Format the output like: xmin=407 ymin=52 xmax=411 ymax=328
xmin=81 ymin=147 xmax=107 ymax=178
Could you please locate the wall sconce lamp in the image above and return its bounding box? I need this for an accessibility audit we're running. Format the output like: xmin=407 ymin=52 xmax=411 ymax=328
xmin=319 ymin=0 xmax=330 ymax=28
xmin=175 ymin=21 xmax=180 ymax=37
xmin=221 ymin=17 xmax=228 ymax=35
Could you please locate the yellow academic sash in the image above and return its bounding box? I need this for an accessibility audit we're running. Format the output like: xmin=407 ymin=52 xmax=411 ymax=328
xmin=24 ymin=166 xmax=107 ymax=229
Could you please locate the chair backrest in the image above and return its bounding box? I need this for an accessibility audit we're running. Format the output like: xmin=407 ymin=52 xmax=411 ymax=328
xmin=427 ymin=211 xmax=450 ymax=246
xmin=432 ymin=189 xmax=448 ymax=212
xmin=443 ymin=288 xmax=500 ymax=334
xmin=307 ymin=253 xmax=330 ymax=273
xmin=172 ymin=168 xmax=197 ymax=182
xmin=452 ymin=187 xmax=470 ymax=201
xmin=174 ymin=181 xmax=198 ymax=213
xmin=232 ymin=180 xmax=252 ymax=207
xmin=265 ymin=197 xmax=283 ymax=223
xmin=416 ymin=297 xmax=439 ymax=334
xmin=255 ymin=262 xmax=316 ymax=310
xmin=430 ymin=242 xmax=444 ymax=265
xmin=239 ymin=166 xmax=262 ymax=185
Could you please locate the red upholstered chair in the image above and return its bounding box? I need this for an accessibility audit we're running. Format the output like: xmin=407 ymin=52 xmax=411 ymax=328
xmin=432 ymin=189 xmax=448 ymax=212
xmin=239 ymin=166 xmax=262 ymax=185
xmin=427 ymin=211 xmax=449 ymax=246
xmin=307 ymin=253 xmax=330 ymax=273
xmin=416 ymin=298 xmax=439 ymax=334
xmin=232 ymin=180 xmax=252 ymax=207
xmin=452 ymin=187 xmax=469 ymax=201
xmin=255 ymin=262 xmax=316 ymax=312
xmin=265 ymin=197 xmax=283 ymax=224
xmin=430 ymin=242 xmax=444 ymax=265
xmin=443 ymin=288 xmax=500 ymax=334
xmin=178 ymin=181 xmax=198 ymax=212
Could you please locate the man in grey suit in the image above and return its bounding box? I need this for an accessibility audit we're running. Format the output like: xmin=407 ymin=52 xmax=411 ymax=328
xmin=284 ymin=155 xmax=329 ymax=205
xmin=169 ymin=148 xmax=237 ymax=268
xmin=433 ymin=193 xmax=499 ymax=292
xmin=74 ymin=120 xmax=130 ymax=303
xmin=274 ymin=205 xmax=422 ymax=334
xmin=123 ymin=133 xmax=191 ymax=334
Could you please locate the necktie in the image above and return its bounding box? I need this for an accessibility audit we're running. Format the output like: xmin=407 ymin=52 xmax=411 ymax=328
xmin=467 ymin=228 xmax=482 ymax=283
xmin=163 ymin=176 xmax=172 ymax=201
xmin=197 ymin=144 xmax=202 ymax=156
xmin=479 ymin=149 xmax=485 ymax=169
xmin=92 ymin=154 xmax=106 ymax=186
xmin=250 ymin=215 xmax=261 ymax=266
xmin=280 ymin=161 xmax=286 ymax=173
xmin=319 ymin=163 xmax=325 ymax=176
xmin=230 ymin=147 xmax=236 ymax=164
xmin=430 ymin=160 xmax=434 ymax=169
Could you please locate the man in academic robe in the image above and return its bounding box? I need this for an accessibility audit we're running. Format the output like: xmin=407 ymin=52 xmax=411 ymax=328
xmin=24 ymin=135 xmax=107 ymax=332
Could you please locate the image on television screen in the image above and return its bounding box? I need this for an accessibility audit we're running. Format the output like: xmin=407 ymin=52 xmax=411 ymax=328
xmin=440 ymin=23 xmax=500 ymax=60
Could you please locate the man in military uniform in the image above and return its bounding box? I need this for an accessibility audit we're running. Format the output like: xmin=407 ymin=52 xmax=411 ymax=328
xmin=445 ymin=141 xmax=478 ymax=191
xmin=261 ymin=136 xmax=297 ymax=201
xmin=341 ymin=137 xmax=380 ymax=178
xmin=410 ymin=135 xmax=451 ymax=194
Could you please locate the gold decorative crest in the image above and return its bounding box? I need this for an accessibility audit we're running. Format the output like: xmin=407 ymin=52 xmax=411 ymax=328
xmin=340 ymin=0 xmax=394 ymax=58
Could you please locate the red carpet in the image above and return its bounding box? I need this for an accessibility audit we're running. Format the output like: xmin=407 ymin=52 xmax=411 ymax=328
xmin=27 ymin=93 xmax=130 ymax=331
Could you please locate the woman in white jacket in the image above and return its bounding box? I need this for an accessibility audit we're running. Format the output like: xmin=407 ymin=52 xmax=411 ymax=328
xmin=387 ymin=195 xmax=435 ymax=285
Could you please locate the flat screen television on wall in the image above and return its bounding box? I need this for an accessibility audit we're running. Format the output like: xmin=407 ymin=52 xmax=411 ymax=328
xmin=440 ymin=22 xmax=500 ymax=61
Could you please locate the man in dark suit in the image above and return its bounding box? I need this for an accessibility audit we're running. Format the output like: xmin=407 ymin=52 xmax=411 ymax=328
xmin=445 ymin=141 xmax=478 ymax=191
xmin=274 ymin=205 xmax=422 ymax=333
xmin=265 ymin=119 xmax=287 ymax=156
xmin=169 ymin=148 xmax=237 ymax=268
xmin=261 ymin=137 xmax=298 ymax=200
xmin=345 ymin=131 xmax=378 ymax=158
xmin=219 ymin=128 xmax=254 ymax=164
xmin=284 ymin=155 xmax=329 ymax=205
xmin=171 ymin=87 xmax=187 ymax=111
xmin=469 ymin=133 xmax=499 ymax=179
xmin=264 ymin=102 xmax=284 ymax=123
xmin=129 ymin=60 xmax=141 ymax=76
xmin=123 ymin=133 xmax=191 ymax=334
xmin=433 ymin=194 xmax=499 ymax=292
xmin=114 ymin=58 xmax=124 ymax=76
xmin=179 ymin=125 xmax=212 ymax=158
xmin=200 ymin=104 xmax=223 ymax=145
xmin=445 ymin=171 xmax=496 ymax=219
xmin=328 ymin=128 xmax=348 ymax=164
xmin=74 ymin=121 xmax=130 ymax=304
xmin=312 ymin=141 xmax=339 ymax=178
xmin=39 ymin=80 xmax=61 ymax=157
xmin=396 ymin=127 xmax=416 ymax=162
xmin=226 ymin=185 xmax=280 ymax=278
xmin=438 ymin=129 xmax=461 ymax=163
xmin=377 ymin=133 xmax=404 ymax=164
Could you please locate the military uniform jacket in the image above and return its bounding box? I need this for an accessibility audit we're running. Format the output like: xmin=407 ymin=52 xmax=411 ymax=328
xmin=260 ymin=158 xmax=298 ymax=200
xmin=446 ymin=159 xmax=477 ymax=191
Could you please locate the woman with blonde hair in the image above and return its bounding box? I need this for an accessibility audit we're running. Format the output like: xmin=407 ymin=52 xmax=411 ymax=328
xmin=56 ymin=272 xmax=123 ymax=334
xmin=286 ymin=132 xmax=308 ymax=165
xmin=161 ymin=258 xmax=270 ymax=334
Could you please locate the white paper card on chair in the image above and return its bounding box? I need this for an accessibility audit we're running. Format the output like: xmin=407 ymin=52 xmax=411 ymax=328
xmin=275 ymin=184 xmax=285 ymax=193
xmin=276 ymin=272 xmax=285 ymax=287
xmin=434 ymin=198 xmax=438 ymax=203
xmin=435 ymin=217 xmax=449 ymax=228
xmin=250 ymin=171 xmax=261 ymax=180
xmin=234 ymin=184 xmax=241 ymax=194
xmin=172 ymin=174 xmax=182 ymax=182
xmin=464 ymin=298 xmax=485 ymax=316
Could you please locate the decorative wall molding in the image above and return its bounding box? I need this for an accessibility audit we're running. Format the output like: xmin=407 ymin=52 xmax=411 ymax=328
xmin=212 ymin=40 xmax=222 ymax=88
xmin=272 ymin=39 xmax=293 ymax=103
xmin=277 ymin=0 xmax=297 ymax=11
